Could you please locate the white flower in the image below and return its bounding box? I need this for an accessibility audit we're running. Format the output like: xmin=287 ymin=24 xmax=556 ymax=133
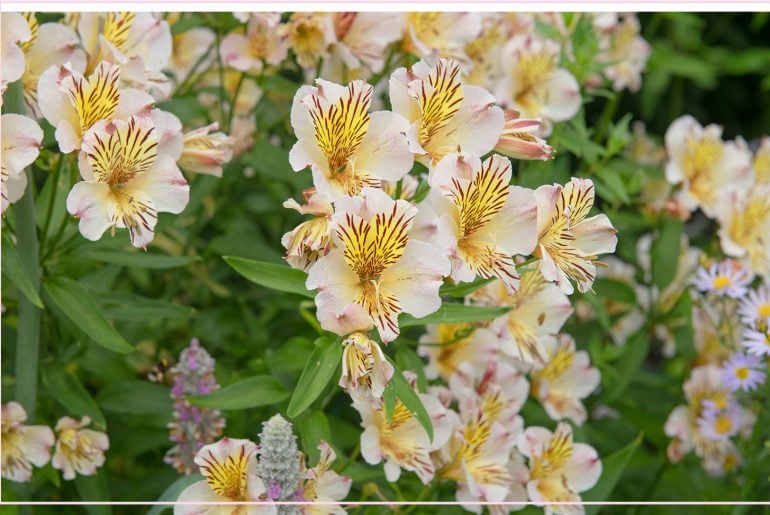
xmin=1 ymin=113 xmax=42 ymax=213
xmin=1 ymin=402 xmax=55 ymax=483
xmin=52 ymin=416 xmax=109 ymax=480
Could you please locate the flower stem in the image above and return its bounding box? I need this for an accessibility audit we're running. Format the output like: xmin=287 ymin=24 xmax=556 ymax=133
xmin=13 ymin=175 xmax=42 ymax=421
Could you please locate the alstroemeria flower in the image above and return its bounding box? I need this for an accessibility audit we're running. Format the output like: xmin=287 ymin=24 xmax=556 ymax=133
xmin=66 ymin=116 xmax=189 ymax=248
xmin=177 ymin=122 xmax=234 ymax=177
xmin=595 ymin=13 xmax=651 ymax=93
xmin=531 ymin=334 xmax=600 ymax=426
xmin=496 ymin=36 xmax=581 ymax=136
xmin=714 ymin=186 xmax=770 ymax=278
xmin=494 ymin=110 xmax=554 ymax=161
xmin=429 ymin=153 xmax=538 ymax=292
xmin=221 ymin=14 xmax=287 ymax=73
xmin=77 ymin=12 xmax=173 ymax=97
xmin=320 ymin=13 xmax=402 ymax=83
xmin=753 ymin=137 xmax=770 ymax=184
xmin=471 ymin=269 xmax=572 ymax=365
xmin=19 ymin=16 xmax=86 ymax=117
xmin=282 ymin=189 xmax=334 ymax=271
xmin=307 ymin=188 xmax=449 ymax=343
xmin=52 ymin=416 xmax=109 ymax=480
xmin=418 ymin=323 xmax=499 ymax=382
xmin=462 ymin=14 xmax=511 ymax=91
xmin=439 ymin=362 xmax=527 ymax=510
xmin=290 ymin=78 xmax=412 ymax=199
xmin=340 ymin=332 xmax=394 ymax=400
xmin=298 ymin=441 xmax=352 ymax=514
xmin=176 ymin=437 xmax=276 ymax=515
xmin=37 ymin=61 xmax=155 ymax=153
xmin=534 ymin=177 xmax=618 ymax=294
xmin=286 ymin=13 xmax=336 ymax=69
xmin=1 ymin=12 xmax=31 ymax=94
xmin=518 ymin=423 xmax=601 ymax=513
xmin=664 ymin=115 xmax=753 ymax=218
xmin=354 ymin=373 xmax=452 ymax=484
xmin=403 ymin=13 xmax=481 ymax=66
xmin=1 ymin=113 xmax=42 ymax=213
xmin=1 ymin=402 xmax=55 ymax=483
xmin=168 ymin=27 xmax=215 ymax=85
xmin=390 ymin=58 xmax=505 ymax=165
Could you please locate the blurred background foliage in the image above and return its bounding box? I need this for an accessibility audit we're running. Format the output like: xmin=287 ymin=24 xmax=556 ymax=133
xmin=2 ymin=11 xmax=770 ymax=514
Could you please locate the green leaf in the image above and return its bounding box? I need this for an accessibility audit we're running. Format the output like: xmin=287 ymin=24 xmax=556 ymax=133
xmin=74 ymin=471 xmax=111 ymax=514
xmin=651 ymin=218 xmax=683 ymax=290
xmin=74 ymin=248 xmax=201 ymax=269
xmin=287 ymin=336 xmax=343 ymax=418
xmin=43 ymin=277 xmax=134 ymax=354
xmin=1 ymin=235 xmax=43 ymax=308
xmin=97 ymin=381 xmax=172 ymax=415
xmin=388 ymin=360 xmax=434 ymax=441
xmin=147 ymin=474 xmax=204 ymax=515
xmin=604 ymin=332 xmax=650 ymax=402
xmin=583 ymin=433 xmax=643 ymax=512
xmin=99 ymin=292 xmax=195 ymax=321
xmin=383 ymin=381 xmax=396 ymax=424
xmin=395 ymin=346 xmax=428 ymax=392
xmin=189 ymin=375 xmax=289 ymax=410
xmin=592 ymin=278 xmax=637 ymax=306
xmin=223 ymin=256 xmax=314 ymax=299
xmin=296 ymin=410 xmax=332 ymax=464
xmin=400 ymin=303 xmax=510 ymax=327
xmin=439 ymin=277 xmax=495 ymax=298
xmin=42 ymin=367 xmax=107 ymax=430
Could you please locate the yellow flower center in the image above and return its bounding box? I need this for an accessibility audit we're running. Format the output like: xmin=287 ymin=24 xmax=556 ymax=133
xmin=289 ymin=14 xmax=329 ymax=67
xmin=529 ymin=425 xmax=573 ymax=481
xmin=759 ymin=304 xmax=770 ymax=318
xmin=433 ymin=323 xmax=475 ymax=378
xmin=735 ymin=367 xmax=750 ymax=380
xmin=714 ymin=414 xmax=733 ymax=435
xmin=65 ymin=64 xmax=121 ymax=137
xmin=199 ymin=445 xmax=250 ymax=501
xmin=513 ymin=50 xmax=558 ymax=116
xmin=712 ymin=275 xmax=732 ymax=290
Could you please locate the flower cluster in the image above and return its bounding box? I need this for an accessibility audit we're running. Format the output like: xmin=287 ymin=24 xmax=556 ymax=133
xmin=1 ymin=402 xmax=109 ymax=482
xmin=165 ymin=338 xmax=227 ymax=475
xmin=2 ymin=12 xmax=236 ymax=248
xmin=175 ymin=413 xmax=351 ymax=514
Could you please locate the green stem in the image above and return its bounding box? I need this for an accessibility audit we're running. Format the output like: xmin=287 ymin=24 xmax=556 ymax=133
xmin=593 ymin=91 xmax=621 ymax=144
xmin=40 ymin=155 xmax=64 ymax=255
xmin=13 ymin=175 xmax=42 ymax=421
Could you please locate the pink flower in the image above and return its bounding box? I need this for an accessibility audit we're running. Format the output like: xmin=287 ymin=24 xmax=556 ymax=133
xmin=494 ymin=110 xmax=554 ymax=161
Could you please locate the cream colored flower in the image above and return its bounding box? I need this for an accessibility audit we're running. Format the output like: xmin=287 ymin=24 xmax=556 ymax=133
xmin=715 ymin=184 xmax=770 ymax=278
xmin=664 ymin=115 xmax=753 ymax=218
xmin=517 ymin=422 xmax=602 ymax=514
xmin=1 ymin=113 xmax=42 ymax=213
xmin=595 ymin=13 xmax=651 ymax=93
xmin=298 ymin=441 xmax=352 ymax=514
xmin=221 ymin=15 xmax=287 ymax=73
xmin=282 ymin=189 xmax=334 ymax=271
xmin=52 ymin=416 xmax=109 ymax=480
xmin=753 ymin=137 xmax=770 ymax=184
xmin=19 ymin=16 xmax=86 ymax=117
xmin=1 ymin=402 xmax=55 ymax=483
xmin=496 ymin=36 xmax=581 ymax=135
xmin=428 ymin=153 xmax=538 ymax=292
xmin=339 ymin=332 xmax=394 ymax=400
xmin=418 ymin=323 xmax=499 ymax=382
xmin=471 ymin=269 xmax=572 ymax=365
xmin=290 ymin=78 xmax=413 ymax=199
xmin=37 ymin=61 xmax=155 ymax=153
xmin=177 ymin=122 xmax=234 ymax=177
xmin=534 ymin=177 xmax=618 ymax=294
xmin=175 ymin=437 xmax=276 ymax=515
xmin=530 ymin=334 xmax=600 ymax=426
xmin=306 ymin=188 xmax=449 ymax=343
xmin=77 ymin=12 xmax=172 ymax=96
xmin=286 ymin=13 xmax=335 ymax=69
xmin=390 ymin=58 xmax=505 ymax=165
xmin=66 ymin=116 xmax=189 ymax=248
xmin=403 ymin=13 xmax=482 ymax=67
xmin=354 ymin=374 xmax=452 ymax=484
xmin=1 ymin=12 xmax=31 ymax=95
xmin=438 ymin=362 xmax=527 ymax=509
xmin=168 ymin=27 xmax=215 ymax=85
